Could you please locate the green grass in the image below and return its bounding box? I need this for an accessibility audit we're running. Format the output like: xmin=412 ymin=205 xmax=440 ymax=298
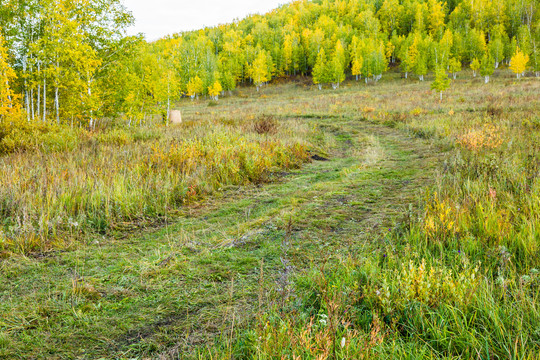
xmin=0 ymin=116 xmax=315 ymax=255
xmin=1 ymin=70 xmax=540 ymax=359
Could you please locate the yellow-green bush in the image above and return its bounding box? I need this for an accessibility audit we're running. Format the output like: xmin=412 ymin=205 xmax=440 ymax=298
xmin=0 ymin=117 xmax=80 ymax=154
xmin=365 ymin=259 xmax=480 ymax=314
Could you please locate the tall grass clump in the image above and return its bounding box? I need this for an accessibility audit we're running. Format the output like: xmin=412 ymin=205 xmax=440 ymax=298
xmin=0 ymin=117 xmax=316 ymax=254
xmin=0 ymin=116 xmax=82 ymax=154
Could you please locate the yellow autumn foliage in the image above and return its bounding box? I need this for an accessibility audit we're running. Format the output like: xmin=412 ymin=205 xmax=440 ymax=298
xmin=510 ymin=48 xmax=529 ymax=79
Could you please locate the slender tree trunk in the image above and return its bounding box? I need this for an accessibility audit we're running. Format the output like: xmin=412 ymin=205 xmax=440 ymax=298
xmin=31 ymin=88 xmax=34 ymax=121
xmin=88 ymin=77 xmax=93 ymax=129
xmin=37 ymin=62 xmax=40 ymax=120
xmin=29 ymin=56 xmax=34 ymax=120
xmin=55 ymin=59 xmax=60 ymax=124
xmin=25 ymin=89 xmax=30 ymax=121
xmin=23 ymin=59 xmax=30 ymax=122
xmin=167 ymin=78 xmax=170 ymax=125
xmin=55 ymin=86 xmax=59 ymax=124
xmin=43 ymin=77 xmax=47 ymax=122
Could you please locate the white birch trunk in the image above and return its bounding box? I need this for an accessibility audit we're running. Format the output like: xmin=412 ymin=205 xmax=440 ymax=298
xmin=55 ymin=86 xmax=59 ymax=124
xmin=87 ymin=77 xmax=93 ymax=129
xmin=55 ymin=59 xmax=59 ymax=124
xmin=167 ymin=79 xmax=170 ymax=125
xmin=31 ymin=88 xmax=34 ymax=121
xmin=23 ymin=58 xmax=30 ymax=122
xmin=25 ymin=90 xmax=30 ymax=121
xmin=37 ymin=62 xmax=40 ymax=119
xmin=43 ymin=77 xmax=47 ymax=122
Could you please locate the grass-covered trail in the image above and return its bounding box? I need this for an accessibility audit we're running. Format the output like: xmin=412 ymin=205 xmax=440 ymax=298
xmin=0 ymin=116 xmax=442 ymax=359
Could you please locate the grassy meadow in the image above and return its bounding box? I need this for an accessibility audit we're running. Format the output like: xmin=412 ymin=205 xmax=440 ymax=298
xmin=1 ymin=69 xmax=540 ymax=359
xmin=0 ymin=115 xmax=315 ymax=254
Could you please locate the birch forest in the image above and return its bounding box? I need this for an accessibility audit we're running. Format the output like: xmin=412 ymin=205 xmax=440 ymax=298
xmin=0 ymin=0 xmax=538 ymax=126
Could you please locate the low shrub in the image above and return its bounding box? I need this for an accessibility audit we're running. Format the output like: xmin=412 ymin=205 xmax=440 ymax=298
xmin=252 ymin=115 xmax=278 ymax=135
xmin=0 ymin=117 xmax=81 ymax=154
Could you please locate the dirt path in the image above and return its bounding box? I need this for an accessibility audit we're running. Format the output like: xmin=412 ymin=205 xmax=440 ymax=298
xmin=0 ymin=117 xmax=444 ymax=359
xmin=135 ymin=117 xmax=444 ymax=358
